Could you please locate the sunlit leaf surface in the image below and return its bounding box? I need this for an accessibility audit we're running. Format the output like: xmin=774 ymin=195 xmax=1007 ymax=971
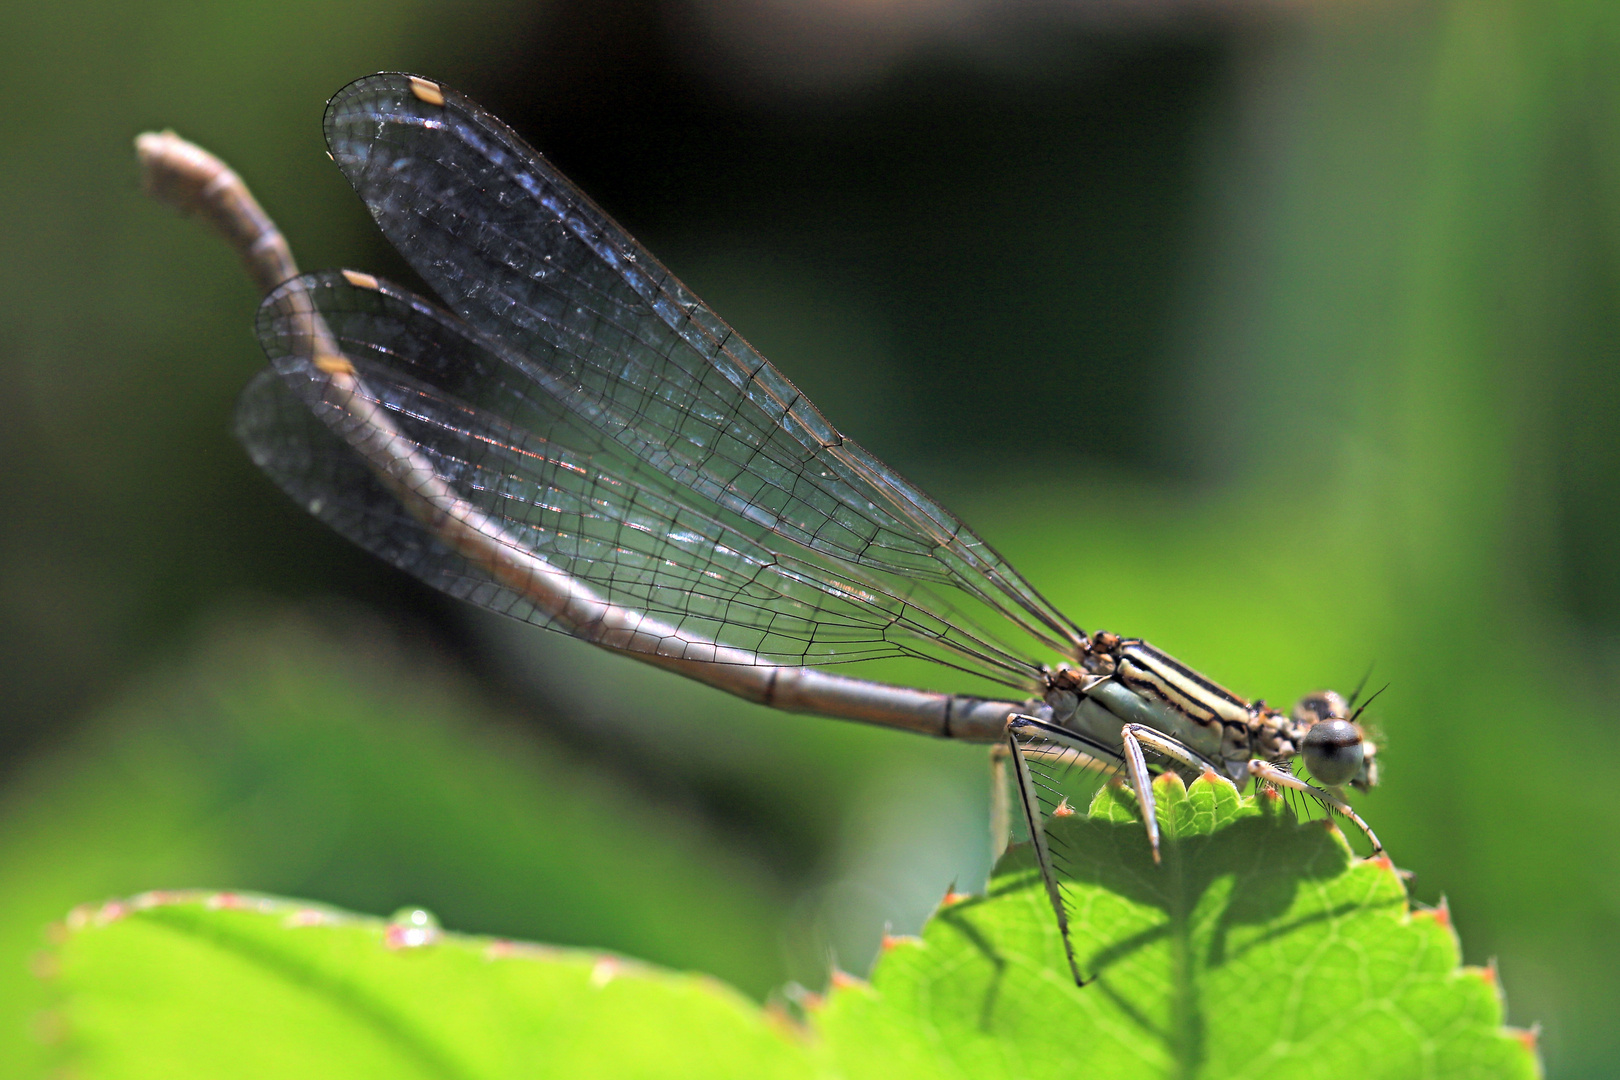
xmin=40 ymin=893 xmax=814 ymax=1080
xmin=815 ymin=774 xmax=1538 ymax=1080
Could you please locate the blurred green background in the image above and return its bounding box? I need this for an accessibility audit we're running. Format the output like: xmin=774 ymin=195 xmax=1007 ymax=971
xmin=3 ymin=0 xmax=1618 ymax=1075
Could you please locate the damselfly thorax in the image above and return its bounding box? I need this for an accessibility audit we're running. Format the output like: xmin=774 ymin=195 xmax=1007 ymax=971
xmin=136 ymin=73 xmax=1386 ymax=989
xmin=1041 ymin=632 xmax=1377 ymax=790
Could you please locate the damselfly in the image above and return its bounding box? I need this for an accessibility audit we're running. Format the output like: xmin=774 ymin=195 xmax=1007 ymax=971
xmin=138 ymin=73 xmax=1383 ymax=985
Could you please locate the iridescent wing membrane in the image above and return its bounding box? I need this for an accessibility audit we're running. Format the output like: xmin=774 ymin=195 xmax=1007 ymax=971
xmin=236 ymin=72 xmax=1085 ymax=688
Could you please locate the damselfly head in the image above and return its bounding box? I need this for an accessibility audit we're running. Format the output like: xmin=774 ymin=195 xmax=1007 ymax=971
xmin=1291 ymin=689 xmax=1378 ymax=790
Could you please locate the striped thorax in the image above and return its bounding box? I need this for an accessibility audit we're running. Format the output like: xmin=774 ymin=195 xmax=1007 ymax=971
xmin=1042 ymin=631 xmax=1378 ymax=791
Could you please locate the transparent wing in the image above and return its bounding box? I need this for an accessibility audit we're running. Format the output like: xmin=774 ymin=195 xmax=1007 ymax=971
xmin=235 ymin=367 xmax=526 ymax=616
xmin=242 ymin=272 xmax=1047 ymax=684
xmin=320 ymin=72 xmax=1086 ymax=665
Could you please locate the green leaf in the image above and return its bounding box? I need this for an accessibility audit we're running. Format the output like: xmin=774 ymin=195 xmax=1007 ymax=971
xmin=34 ymin=777 xmax=1536 ymax=1079
xmin=38 ymin=893 xmax=817 ymax=1080
xmin=813 ymin=773 xmax=1538 ymax=1080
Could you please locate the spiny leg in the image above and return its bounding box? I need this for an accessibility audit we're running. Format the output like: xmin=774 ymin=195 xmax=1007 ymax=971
xmin=1119 ymin=723 xmax=1236 ymax=865
xmin=1004 ymin=723 xmax=1086 ymax=986
xmin=1249 ymin=759 xmax=1384 ymax=853
xmin=1119 ymin=728 xmax=1160 ymax=864
xmin=1003 ymin=714 xmax=1147 ymax=985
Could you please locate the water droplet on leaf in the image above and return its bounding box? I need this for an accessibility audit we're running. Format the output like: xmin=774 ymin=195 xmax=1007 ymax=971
xmin=385 ymin=907 xmax=442 ymax=949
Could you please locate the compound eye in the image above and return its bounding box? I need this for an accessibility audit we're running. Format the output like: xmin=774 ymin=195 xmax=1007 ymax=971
xmin=1302 ymin=719 xmax=1365 ymax=787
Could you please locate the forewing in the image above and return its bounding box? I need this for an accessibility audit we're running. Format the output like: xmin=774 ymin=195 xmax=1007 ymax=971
xmin=321 ymin=72 xmax=1084 ymax=660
